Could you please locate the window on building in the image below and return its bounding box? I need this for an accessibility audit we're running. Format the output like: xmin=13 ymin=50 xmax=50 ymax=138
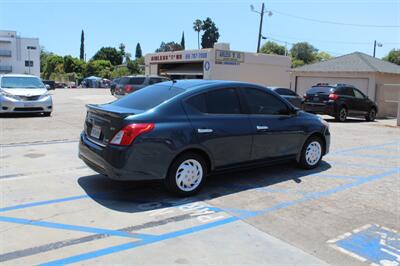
xmin=25 ymin=61 xmax=34 ymax=67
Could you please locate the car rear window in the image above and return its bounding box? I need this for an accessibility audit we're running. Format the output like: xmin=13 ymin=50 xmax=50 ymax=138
xmin=1 ymin=76 xmax=45 ymax=89
xmin=113 ymin=84 xmax=185 ymax=110
xmin=119 ymin=77 xmax=146 ymax=85
xmin=307 ymin=86 xmax=334 ymax=94
xmin=275 ymin=88 xmax=297 ymax=96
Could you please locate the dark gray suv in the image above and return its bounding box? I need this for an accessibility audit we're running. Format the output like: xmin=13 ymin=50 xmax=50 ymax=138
xmin=113 ymin=75 xmax=170 ymax=98
xmin=79 ymin=80 xmax=330 ymax=196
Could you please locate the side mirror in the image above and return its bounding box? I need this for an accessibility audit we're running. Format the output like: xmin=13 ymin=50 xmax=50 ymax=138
xmin=45 ymin=84 xmax=51 ymax=90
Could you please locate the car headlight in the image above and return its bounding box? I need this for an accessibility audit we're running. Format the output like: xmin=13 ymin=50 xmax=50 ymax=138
xmin=40 ymin=91 xmax=50 ymax=99
xmin=0 ymin=90 xmax=20 ymax=100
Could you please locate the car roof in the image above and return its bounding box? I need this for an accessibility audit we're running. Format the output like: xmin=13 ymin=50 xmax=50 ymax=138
xmin=160 ymin=79 xmax=265 ymax=91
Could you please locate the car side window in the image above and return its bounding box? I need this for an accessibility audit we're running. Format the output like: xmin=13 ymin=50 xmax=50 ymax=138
xmin=186 ymin=93 xmax=207 ymax=113
xmin=353 ymin=89 xmax=366 ymax=99
xmin=205 ymin=88 xmax=241 ymax=114
xmin=339 ymin=87 xmax=355 ymax=96
xmin=242 ymin=88 xmax=290 ymax=115
xmin=276 ymin=88 xmax=297 ymax=96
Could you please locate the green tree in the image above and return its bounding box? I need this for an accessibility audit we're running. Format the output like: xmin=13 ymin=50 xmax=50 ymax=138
xmin=201 ymin=17 xmax=220 ymax=49
xmin=316 ymin=51 xmax=332 ymax=62
xmin=43 ymin=54 xmax=64 ymax=79
xmin=290 ymin=42 xmax=318 ymax=64
xmin=155 ymin=41 xmax=183 ymax=52
xmin=181 ymin=32 xmax=185 ymax=50
xmin=260 ymin=41 xmax=286 ymax=55
xmin=80 ymin=30 xmax=85 ymax=60
xmin=193 ymin=19 xmax=203 ymax=49
xmin=111 ymin=66 xmax=130 ymax=78
xmin=92 ymin=47 xmax=123 ymax=65
xmin=291 ymin=59 xmax=305 ymax=68
xmin=135 ymin=43 xmax=142 ymax=59
xmin=85 ymin=60 xmax=112 ymax=77
xmin=40 ymin=48 xmax=52 ymax=75
xmin=127 ymin=60 xmax=141 ymax=74
xmin=383 ymin=49 xmax=400 ymax=65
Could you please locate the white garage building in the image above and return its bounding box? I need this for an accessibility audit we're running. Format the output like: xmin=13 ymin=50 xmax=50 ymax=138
xmin=290 ymin=52 xmax=400 ymax=117
xmin=145 ymin=43 xmax=291 ymax=88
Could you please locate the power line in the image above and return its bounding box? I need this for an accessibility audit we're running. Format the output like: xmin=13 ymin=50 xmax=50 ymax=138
xmin=268 ymin=33 xmax=400 ymax=46
xmin=270 ymin=9 xmax=400 ymax=28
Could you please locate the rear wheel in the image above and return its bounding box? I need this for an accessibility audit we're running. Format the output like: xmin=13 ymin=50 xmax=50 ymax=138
xmin=365 ymin=108 xmax=376 ymax=122
xmin=165 ymin=153 xmax=206 ymax=196
xmin=298 ymin=136 xmax=324 ymax=169
xmin=335 ymin=107 xmax=347 ymax=122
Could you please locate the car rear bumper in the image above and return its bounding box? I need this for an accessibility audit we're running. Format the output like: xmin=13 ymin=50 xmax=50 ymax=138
xmin=79 ymin=132 xmax=166 ymax=181
xmin=304 ymin=102 xmax=336 ymax=116
xmin=0 ymin=95 xmax=53 ymax=113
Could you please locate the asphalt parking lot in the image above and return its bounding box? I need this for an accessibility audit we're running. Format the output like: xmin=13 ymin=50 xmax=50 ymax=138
xmin=1 ymin=89 xmax=399 ymax=265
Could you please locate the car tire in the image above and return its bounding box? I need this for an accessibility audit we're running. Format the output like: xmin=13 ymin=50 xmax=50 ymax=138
xmin=365 ymin=108 xmax=376 ymax=122
xmin=335 ymin=107 xmax=347 ymax=122
xmin=165 ymin=153 xmax=207 ymax=197
xmin=298 ymin=136 xmax=324 ymax=169
xmin=43 ymin=112 xmax=51 ymax=117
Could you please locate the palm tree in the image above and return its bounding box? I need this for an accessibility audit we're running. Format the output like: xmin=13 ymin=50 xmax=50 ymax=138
xmin=193 ymin=19 xmax=203 ymax=49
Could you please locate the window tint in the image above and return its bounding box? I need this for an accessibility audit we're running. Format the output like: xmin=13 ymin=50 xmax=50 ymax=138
xmin=338 ymin=87 xmax=354 ymax=96
xmin=205 ymin=88 xmax=241 ymax=114
xmin=186 ymin=93 xmax=207 ymax=113
xmin=353 ymin=89 xmax=365 ymax=99
xmin=242 ymin=88 xmax=289 ymax=115
xmin=275 ymin=88 xmax=297 ymax=96
xmin=307 ymin=86 xmax=334 ymax=94
xmin=149 ymin=78 xmax=163 ymax=85
xmin=113 ymin=84 xmax=184 ymax=110
xmin=129 ymin=77 xmax=145 ymax=84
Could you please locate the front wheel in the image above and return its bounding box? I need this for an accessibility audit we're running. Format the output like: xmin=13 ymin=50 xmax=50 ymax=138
xmin=298 ymin=136 xmax=324 ymax=169
xmin=165 ymin=153 xmax=206 ymax=196
xmin=43 ymin=112 xmax=51 ymax=117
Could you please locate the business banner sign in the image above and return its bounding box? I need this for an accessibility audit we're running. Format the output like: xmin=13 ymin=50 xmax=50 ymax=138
xmin=215 ymin=50 xmax=244 ymax=65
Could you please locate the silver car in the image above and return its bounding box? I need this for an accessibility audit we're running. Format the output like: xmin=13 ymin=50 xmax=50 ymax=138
xmin=0 ymin=74 xmax=53 ymax=116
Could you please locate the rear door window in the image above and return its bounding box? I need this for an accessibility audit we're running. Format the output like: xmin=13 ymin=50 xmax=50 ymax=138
xmin=186 ymin=93 xmax=207 ymax=113
xmin=113 ymin=84 xmax=184 ymax=110
xmin=205 ymin=88 xmax=241 ymax=114
xmin=242 ymin=88 xmax=290 ymax=115
xmin=129 ymin=77 xmax=146 ymax=85
xmin=275 ymin=88 xmax=297 ymax=96
xmin=338 ymin=87 xmax=355 ymax=96
xmin=353 ymin=88 xmax=366 ymax=99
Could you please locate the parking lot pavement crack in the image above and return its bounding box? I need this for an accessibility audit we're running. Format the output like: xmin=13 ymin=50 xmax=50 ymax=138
xmin=0 ymin=213 xmax=194 ymax=262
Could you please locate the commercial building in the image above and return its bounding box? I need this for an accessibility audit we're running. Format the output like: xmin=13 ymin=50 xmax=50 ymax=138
xmin=0 ymin=30 xmax=40 ymax=77
xmin=290 ymin=52 xmax=400 ymax=117
xmin=145 ymin=43 xmax=291 ymax=88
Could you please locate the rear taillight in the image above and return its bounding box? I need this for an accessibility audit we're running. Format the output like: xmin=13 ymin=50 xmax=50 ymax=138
xmin=110 ymin=123 xmax=154 ymax=146
xmin=124 ymin=85 xmax=134 ymax=93
xmin=303 ymin=94 xmax=309 ymax=100
xmin=329 ymin=93 xmax=340 ymax=100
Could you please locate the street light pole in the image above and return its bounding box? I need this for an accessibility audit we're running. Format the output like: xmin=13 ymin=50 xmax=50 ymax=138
xmin=257 ymin=3 xmax=265 ymax=53
xmin=251 ymin=3 xmax=272 ymax=53
xmin=373 ymin=40 xmax=383 ymax=57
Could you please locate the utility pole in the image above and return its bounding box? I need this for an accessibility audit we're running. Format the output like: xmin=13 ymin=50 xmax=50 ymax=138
xmin=373 ymin=40 xmax=382 ymax=57
xmin=251 ymin=3 xmax=273 ymax=53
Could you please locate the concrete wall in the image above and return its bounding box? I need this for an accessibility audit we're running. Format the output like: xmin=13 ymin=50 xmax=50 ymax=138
xmin=375 ymin=73 xmax=400 ymax=117
xmin=210 ymin=53 xmax=291 ymax=87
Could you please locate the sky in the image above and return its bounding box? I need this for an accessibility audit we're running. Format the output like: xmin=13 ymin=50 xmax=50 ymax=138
xmin=0 ymin=0 xmax=399 ymax=60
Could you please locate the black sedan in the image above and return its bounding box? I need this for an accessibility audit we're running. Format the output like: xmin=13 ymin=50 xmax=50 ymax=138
xmin=79 ymin=80 xmax=330 ymax=196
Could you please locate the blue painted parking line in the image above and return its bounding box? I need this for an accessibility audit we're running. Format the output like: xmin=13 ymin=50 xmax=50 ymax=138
xmin=328 ymin=224 xmax=400 ymax=265
xmin=37 ymin=167 xmax=399 ymax=265
xmin=332 ymin=153 xmax=400 ymax=159
xmin=0 ymin=216 xmax=154 ymax=240
xmin=39 ymin=216 xmax=239 ymax=266
xmin=330 ymin=141 xmax=400 ymax=155
xmin=0 ymin=195 xmax=89 ymax=213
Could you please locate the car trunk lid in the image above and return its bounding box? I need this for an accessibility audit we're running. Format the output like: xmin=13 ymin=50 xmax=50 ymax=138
xmin=304 ymin=86 xmax=334 ymax=104
xmin=85 ymin=104 xmax=140 ymax=146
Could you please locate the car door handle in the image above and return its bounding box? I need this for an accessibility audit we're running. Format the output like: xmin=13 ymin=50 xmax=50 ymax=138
xmin=256 ymin=125 xmax=269 ymax=131
xmin=197 ymin=128 xmax=213 ymax=133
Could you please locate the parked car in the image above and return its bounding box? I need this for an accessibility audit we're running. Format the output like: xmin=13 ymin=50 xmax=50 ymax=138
xmin=110 ymin=78 xmax=120 ymax=95
xmin=0 ymin=74 xmax=53 ymax=116
xmin=270 ymin=87 xmax=303 ymax=108
xmin=79 ymin=80 xmax=330 ymax=196
xmin=42 ymin=80 xmax=55 ymax=90
xmin=303 ymin=83 xmax=378 ymax=122
xmin=113 ymin=75 xmax=170 ymax=98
